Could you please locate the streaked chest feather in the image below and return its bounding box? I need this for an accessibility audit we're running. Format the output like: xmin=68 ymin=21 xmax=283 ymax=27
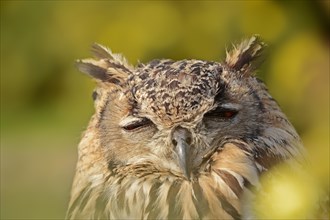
xmin=69 ymin=145 xmax=259 ymax=220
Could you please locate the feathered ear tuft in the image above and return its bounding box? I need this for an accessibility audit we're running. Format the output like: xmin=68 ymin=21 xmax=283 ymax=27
xmin=225 ymin=35 xmax=267 ymax=76
xmin=90 ymin=43 xmax=131 ymax=68
xmin=76 ymin=43 xmax=133 ymax=86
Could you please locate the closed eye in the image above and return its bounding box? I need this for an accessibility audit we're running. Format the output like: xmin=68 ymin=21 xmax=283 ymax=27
xmin=121 ymin=117 xmax=154 ymax=131
xmin=204 ymin=106 xmax=239 ymax=119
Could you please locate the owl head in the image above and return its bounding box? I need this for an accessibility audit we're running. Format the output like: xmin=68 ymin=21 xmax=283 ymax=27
xmin=76 ymin=36 xmax=301 ymax=180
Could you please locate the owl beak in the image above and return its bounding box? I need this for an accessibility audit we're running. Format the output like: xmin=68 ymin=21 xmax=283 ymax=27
xmin=172 ymin=127 xmax=192 ymax=180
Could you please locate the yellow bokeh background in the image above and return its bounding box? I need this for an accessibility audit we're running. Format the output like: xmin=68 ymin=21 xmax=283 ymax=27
xmin=1 ymin=1 xmax=328 ymax=219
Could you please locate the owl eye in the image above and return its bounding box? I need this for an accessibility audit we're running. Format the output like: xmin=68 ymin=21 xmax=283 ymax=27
xmin=204 ymin=107 xmax=238 ymax=119
xmin=220 ymin=110 xmax=238 ymax=118
xmin=121 ymin=117 xmax=153 ymax=131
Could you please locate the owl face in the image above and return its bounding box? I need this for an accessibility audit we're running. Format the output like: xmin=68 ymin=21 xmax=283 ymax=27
xmin=69 ymin=37 xmax=303 ymax=219
xmin=93 ymin=57 xmax=267 ymax=180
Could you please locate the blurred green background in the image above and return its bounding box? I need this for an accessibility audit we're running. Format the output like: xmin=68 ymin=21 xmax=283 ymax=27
xmin=1 ymin=1 xmax=329 ymax=219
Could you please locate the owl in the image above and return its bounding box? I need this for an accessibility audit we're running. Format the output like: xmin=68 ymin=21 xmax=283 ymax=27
xmin=66 ymin=36 xmax=304 ymax=219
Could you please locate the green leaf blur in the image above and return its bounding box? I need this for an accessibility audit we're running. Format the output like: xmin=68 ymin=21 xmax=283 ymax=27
xmin=1 ymin=1 xmax=329 ymax=219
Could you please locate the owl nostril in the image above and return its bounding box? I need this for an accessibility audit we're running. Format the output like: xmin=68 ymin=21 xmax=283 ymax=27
xmin=171 ymin=126 xmax=193 ymax=147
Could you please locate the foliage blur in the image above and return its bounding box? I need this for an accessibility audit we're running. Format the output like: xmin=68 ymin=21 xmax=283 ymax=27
xmin=1 ymin=1 xmax=329 ymax=219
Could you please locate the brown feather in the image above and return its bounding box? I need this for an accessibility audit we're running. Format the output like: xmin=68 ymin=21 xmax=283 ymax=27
xmin=225 ymin=35 xmax=267 ymax=76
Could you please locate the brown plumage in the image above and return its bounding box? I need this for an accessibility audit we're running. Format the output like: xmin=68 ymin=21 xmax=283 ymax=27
xmin=67 ymin=36 xmax=303 ymax=219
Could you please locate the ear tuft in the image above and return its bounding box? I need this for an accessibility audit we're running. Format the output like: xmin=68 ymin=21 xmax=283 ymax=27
xmin=76 ymin=43 xmax=133 ymax=86
xmin=76 ymin=59 xmax=109 ymax=82
xmin=225 ymin=35 xmax=267 ymax=76
xmin=91 ymin=43 xmax=114 ymax=59
xmin=91 ymin=43 xmax=132 ymax=68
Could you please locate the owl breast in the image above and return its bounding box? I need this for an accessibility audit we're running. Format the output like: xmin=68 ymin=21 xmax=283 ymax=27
xmin=100 ymin=143 xmax=254 ymax=219
xmin=129 ymin=60 xmax=222 ymax=125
